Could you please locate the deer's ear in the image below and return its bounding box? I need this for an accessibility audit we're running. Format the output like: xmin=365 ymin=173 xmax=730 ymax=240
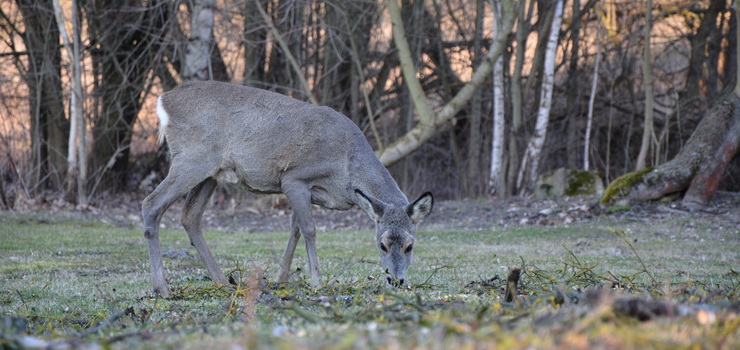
xmin=406 ymin=192 xmax=433 ymax=224
xmin=355 ymin=190 xmax=385 ymax=222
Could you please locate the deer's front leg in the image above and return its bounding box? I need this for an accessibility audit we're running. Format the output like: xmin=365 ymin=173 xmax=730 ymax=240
xmin=282 ymin=181 xmax=321 ymax=284
xmin=277 ymin=214 xmax=301 ymax=283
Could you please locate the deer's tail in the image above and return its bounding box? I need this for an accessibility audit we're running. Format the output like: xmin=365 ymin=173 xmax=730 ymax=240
xmin=156 ymin=96 xmax=169 ymax=145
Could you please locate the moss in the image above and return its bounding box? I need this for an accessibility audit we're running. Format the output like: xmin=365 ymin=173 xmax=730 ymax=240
xmin=606 ymin=205 xmax=631 ymax=213
xmin=600 ymin=167 xmax=654 ymax=204
xmin=564 ymin=170 xmax=600 ymax=196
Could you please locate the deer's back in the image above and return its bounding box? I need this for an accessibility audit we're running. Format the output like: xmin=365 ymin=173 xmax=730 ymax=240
xmin=159 ymin=81 xmax=382 ymax=207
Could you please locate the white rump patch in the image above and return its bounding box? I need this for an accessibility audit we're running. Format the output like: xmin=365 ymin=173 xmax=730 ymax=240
xmin=156 ymin=96 xmax=169 ymax=145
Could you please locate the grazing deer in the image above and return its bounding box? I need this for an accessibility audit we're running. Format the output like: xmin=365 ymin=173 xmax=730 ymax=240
xmin=142 ymin=81 xmax=433 ymax=297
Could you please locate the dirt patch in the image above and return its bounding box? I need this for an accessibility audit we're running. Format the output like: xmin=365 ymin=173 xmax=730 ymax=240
xmin=8 ymin=191 xmax=740 ymax=234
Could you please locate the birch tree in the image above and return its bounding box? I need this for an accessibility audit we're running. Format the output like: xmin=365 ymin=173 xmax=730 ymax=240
xmin=488 ymin=0 xmax=505 ymax=196
xmin=516 ymin=0 xmax=564 ymax=192
xmin=379 ymin=0 xmax=517 ymax=167
xmin=584 ymin=7 xmax=603 ymax=171
xmin=52 ymin=0 xmax=87 ymax=205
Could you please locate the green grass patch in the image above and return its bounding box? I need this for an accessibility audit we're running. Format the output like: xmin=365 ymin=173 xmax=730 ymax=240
xmin=0 ymin=210 xmax=737 ymax=349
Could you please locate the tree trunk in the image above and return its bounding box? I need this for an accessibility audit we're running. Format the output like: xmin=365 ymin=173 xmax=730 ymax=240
xmin=182 ymin=0 xmax=214 ymax=81
xmin=488 ymin=0 xmax=505 ymax=197
xmin=584 ymin=18 xmax=602 ymax=171
xmin=602 ymin=92 xmax=740 ymax=207
xmin=52 ymin=0 xmax=86 ymax=204
xmin=463 ymin=0 xmax=484 ymax=197
xmin=16 ymin=0 xmax=69 ymax=192
xmin=516 ymin=0 xmax=563 ymax=192
xmin=506 ymin=1 xmax=532 ymax=196
xmin=680 ymin=0 xmax=726 ymax=111
xmin=635 ymin=0 xmax=654 ymax=171
xmin=565 ymin=0 xmax=581 ymax=170
xmin=85 ymin=0 xmax=166 ymax=193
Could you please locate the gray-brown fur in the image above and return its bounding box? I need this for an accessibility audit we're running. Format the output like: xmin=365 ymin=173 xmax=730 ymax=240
xmin=142 ymin=81 xmax=432 ymax=297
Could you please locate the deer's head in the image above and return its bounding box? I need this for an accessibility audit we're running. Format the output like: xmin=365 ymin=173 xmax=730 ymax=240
xmin=355 ymin=190 xmax=433 ymax=286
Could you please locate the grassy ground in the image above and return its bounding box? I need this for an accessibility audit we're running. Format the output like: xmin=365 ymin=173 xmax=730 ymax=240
xmin=0 ymin=208 xmax=738 ymax=349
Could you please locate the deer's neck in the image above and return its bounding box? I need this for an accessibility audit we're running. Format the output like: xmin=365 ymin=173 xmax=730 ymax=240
xmin=349 ymin=143 xmax=408 ymax=207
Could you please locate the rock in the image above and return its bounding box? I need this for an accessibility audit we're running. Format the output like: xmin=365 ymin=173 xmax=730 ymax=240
xmin=535 ymin=168 xmax=605 ymax=197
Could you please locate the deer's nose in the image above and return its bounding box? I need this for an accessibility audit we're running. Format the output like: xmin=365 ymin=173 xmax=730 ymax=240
xmin=385 ymin=275 xmax=404 ymax=287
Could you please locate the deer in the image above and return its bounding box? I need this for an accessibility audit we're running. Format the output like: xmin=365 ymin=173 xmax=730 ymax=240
xmin=142 ymin=81 xmax=433 ymax=297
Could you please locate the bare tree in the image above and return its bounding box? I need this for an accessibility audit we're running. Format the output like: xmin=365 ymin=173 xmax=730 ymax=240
xmin=488 ymin=0 xmax=505 ymax=196
xmin=602 ymin=2 xmax=740 ymax=208
xmin=52 ymin=0 xmax=86 ymax=204
xmin=379 ymin=0 xmax=517 ymax=167
xmin=84 ymin=0 xmax=168 ymax=193
xmin=635 ymin=0 xmax=655 ymax=171
xmin=516 ymin=0 xmax=563 ymax=192
xmin=13 ymin=0 xmax=69 ymax=192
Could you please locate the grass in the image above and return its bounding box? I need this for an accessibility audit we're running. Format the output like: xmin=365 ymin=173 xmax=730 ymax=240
xmin=0 ymin=209 xmax=738 ymax=349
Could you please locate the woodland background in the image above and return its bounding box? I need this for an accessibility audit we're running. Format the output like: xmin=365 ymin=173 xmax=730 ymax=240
xmin=0 ymin=0 xmax=736 ymax=207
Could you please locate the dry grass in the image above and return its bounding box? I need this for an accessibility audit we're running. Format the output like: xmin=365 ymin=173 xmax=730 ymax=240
xmin=0 ymin=208 xmax=737 ymax=349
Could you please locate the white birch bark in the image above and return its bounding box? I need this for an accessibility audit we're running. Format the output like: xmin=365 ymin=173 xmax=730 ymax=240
xmin=584 ymin=20 xmax=603 ymax=171
xmin=516 ymin=0 xmax=563 ymax=191
xmin=182 ymin=0 xmax=215 ymax=81
xmin=53 ymin=0 xmax=87 ymax=205
xmin=488 ymin=0 xmax=505 ymax=196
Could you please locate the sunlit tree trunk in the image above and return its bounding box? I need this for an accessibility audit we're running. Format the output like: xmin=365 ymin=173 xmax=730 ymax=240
xmin=516 ymin=0 xmax=563 ymax=192
xmin=635 ymin=0 xmax=654 ymax=171
xmin=584 ymin=8 xmax=603 ymax=171
xmin=53 ymin=0 xmax=86 ymax=204
xmin=488 ymin=0 xmax=505 ymax=197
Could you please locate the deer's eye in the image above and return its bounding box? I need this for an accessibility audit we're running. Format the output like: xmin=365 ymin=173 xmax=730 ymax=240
xmin=405 ymin=244 xmax=413 ymax=254
xmin=380 ymin=243 xmax=388 ymax=253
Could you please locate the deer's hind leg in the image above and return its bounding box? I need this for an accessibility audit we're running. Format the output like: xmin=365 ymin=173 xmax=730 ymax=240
xmin=181 ymin=178 xmax=230 ymax=286
xmin=142 ymin=159 xmax=217 ymax=297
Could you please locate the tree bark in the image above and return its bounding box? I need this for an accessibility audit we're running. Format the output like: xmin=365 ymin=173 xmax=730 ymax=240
xmin=584 ymin=19 xmax=602 ymax=171
xmin=506 ymin=1 xmax=532 ymax=196
xmin=488 ymin=0 xmax=505 ymax=197
xmin=565 ymin=0 xmax=582 ymax=170
xmin=52 ymin=0 xmax=86 ymax=204
xmin=16 ymin=0 xmax=69 ymax=192
xmin=465 ymin=0 xmax=485 ymax=197
xmin=635 ymin=0 xmax=655 ymax=171
xmin=182 ymin=0 xmax=214 ymax=81
xmin=516 ymin=0 xmax=563 ymax=192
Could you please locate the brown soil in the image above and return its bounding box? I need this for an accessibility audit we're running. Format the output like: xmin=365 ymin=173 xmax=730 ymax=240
xmin=18 ymin=190 xmax=740 ymax=233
